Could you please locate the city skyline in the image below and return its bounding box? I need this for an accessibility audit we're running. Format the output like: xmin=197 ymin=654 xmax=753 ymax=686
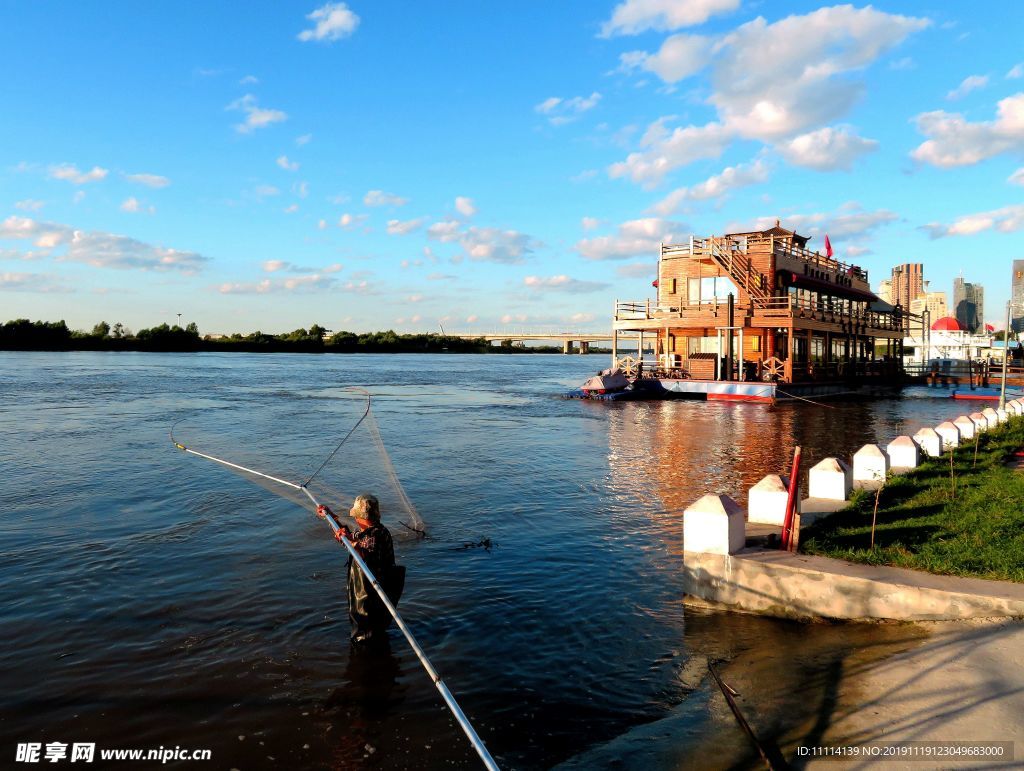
xmin=2 ymin=1 xmax=1024 ymax=334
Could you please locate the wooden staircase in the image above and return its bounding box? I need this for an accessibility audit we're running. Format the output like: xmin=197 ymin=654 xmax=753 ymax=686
xmin=699 ymin=237 xmax=773 ymax=309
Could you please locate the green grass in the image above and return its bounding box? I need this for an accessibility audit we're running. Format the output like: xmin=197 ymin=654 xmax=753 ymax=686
xmin=800 ymin=417 xmax=1024 ymax=583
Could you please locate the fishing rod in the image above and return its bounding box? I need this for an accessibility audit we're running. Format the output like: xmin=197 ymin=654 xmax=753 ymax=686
xmin=169 ymin=426 xmax=499 ymax=771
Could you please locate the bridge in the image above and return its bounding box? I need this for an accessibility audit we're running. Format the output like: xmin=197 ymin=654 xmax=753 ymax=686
xmin=448 ymin=330 xmax=640 ymax=354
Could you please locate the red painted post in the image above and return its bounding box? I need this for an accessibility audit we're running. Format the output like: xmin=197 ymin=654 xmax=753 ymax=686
xmin=780 ymin=446 xmax=802 ymax=550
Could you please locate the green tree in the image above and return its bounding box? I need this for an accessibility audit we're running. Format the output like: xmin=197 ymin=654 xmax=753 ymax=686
xmin=112 ymin=322 xmax=124 ymax=339
xmin=185 ymin=322 xmax=199 ymax=338
xmin=308 ymin=323 xmax=327 ymax=341
xmin=92 ymin=321 xmax=111 ymax=338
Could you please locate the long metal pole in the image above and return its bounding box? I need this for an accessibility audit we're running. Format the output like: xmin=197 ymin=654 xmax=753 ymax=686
xmin=171 ymin=439 xmax=499 ymax=771
xmin=1001 ymin=301 xmax=1011 ymax=409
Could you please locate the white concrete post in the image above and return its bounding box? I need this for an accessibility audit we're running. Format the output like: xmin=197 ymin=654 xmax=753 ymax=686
xmin=853 ymin=444 xmax=889 ymax=490
xmin=808 ymin=457 xmax=852 ymax=501
xmin=970 ymin=412 xmax=988 ymax=433
xmin=935 ymin=421 xmax=961 ymax=451
xmin=996 ymin=407 xmax=1009 ymax=424
xmin=953 ymin=415 xmax=976 ymax=441
xmin=913 ymin=427 xmax=942 ymax=458
xmin=747 ymin=474 xmax=791 ymax=526
xmin=982 ymin=407 xmax=999 ymax=428
xmin=1009 ymin=401 xmax=1024 ymax=417
xmin=886 ymin=436 xmax=921 ymax=472
xmin=683 ymin=494 xmax=746 ymax=555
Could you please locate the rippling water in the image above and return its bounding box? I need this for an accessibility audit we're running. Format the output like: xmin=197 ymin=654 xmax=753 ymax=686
xmin=0 ymin=352 xmax=972 ymax=768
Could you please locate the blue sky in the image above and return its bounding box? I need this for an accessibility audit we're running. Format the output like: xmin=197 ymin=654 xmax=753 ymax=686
xmin=2 ymin=0 xmax=1023 ymax=334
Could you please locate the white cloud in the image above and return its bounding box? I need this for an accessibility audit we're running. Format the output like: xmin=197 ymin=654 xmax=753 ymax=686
xmin=63 ymin=230 xmax=207 ymax=272
xmin=298 ymin=2 xmax=360 ymax=43
xmin=460 ymin=227 xmax=537 ymax=264
xmin=386 ymin=217 xmax=427 ymax=235
xmin=284 ymin=204 xmax=300 ymax=214
xmin=364 ymin=189 xmax=409 ymax=207
xmin=569 ymin=312 xmax=596 ymax=324
xmin=72 ymin=191 xmax=85 ymax=204
xmin=911 ymin=93 xmax=1024 ymax=167
xmin=265 ymin=260 xmax=343 ymax=275
xmin=576 ymin=217 xmax=685 ymax=261
xmin=619 ymin=34 xmax=711 ymax=83
xmin=277 ymin=155 xmax=299 ymax=171
xmin=947 ymin=74 xmax=989 ymax=100
xmin=581 ymin=216 xmax=601 ymax=231
xmin=0 ymin=271 xmax=70 ymax=293
xmin=406 ymin=294 xmax=424 ymax=303
xmin=535 ymin=92 xmax=601 ymax=125
xmin=921 ymin=204 xmax=1024 ymax=238
xmin=240 ymin=74 xmax=259 ymax=85
xmin=120 ymin=197 xmax=141 ymax=213
xmin=465 ymin=315 xmax=479 ymax=323
xmin=252 ymin=184 xmax=280 ymax=198
xmin=710 ymin=7 xmax=930 ymax=142
xmin=616 ymin=261 xmax=657 ymax=278
xmin=219 ymin=274 xmax=338 ymax=294
xmin=608 ymin=119 xmax=732 ymax=187
xmin=1008 ymin=64 xmax=1024 ymax=80
xmin=650 ymin=159 xmax=769 ymax=215
xmin=426 ymin=219 xmax=538 ymax=263
xmin=601 ymin=0 xmax=740 ymax=37
xmin=1010 ymin=168 xmax=1024 ymax=186
xmin=293 ymin=180 xmax=309 ymax=198
xmin=523 ymin=275 xmax=611 ymax=293
xmin=15 ymin=199 xmax=44 ymax=211
xmin=427 ymin=220 xmax=461 ymax=242
xmin=227 ymin=94 xmax=288 ymax=134
xmin=318 ymin=219 xmax=328 ymax=230
xmin=125 ymin=172 xmax=170 ymax=188
xmin=296 ymin=133 xmax=313 ymax=146
xmin=427 ymin=272 xmax=456 ymax=281
xmin=338 ymin=212 xmax=368 ymax=229
xmin=0 ymin=217 xmax=207 ymax=273
xmin=730 ymin=203 xmax=898 ymax=244
xmin=49 ymin=164 xmax=108 ymax=185
xmin=455 ymin=196 xmax=476 ymax=217
xmin=777 ymin=127 xmax=879 ymax=171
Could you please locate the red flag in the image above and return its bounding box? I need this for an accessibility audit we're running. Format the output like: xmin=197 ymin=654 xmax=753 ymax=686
xmin=652 ymin=279 xmax=659 ymax=288
xmin=824 ymin=234 xmax=833 ymax=258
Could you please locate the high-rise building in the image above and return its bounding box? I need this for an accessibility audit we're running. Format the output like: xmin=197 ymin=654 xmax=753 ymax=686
xmin=890 ymin=263 xmax=924 ymax=308
xmin=1012 ymin=260 xmax=1024 ymax=333
xmin=876 ymin=278 xmax=893 ymax=305
xmin=953 ymin=277 xmax=985 ymax=334
xmin=909 ymin=290 xmax=948 ymax=322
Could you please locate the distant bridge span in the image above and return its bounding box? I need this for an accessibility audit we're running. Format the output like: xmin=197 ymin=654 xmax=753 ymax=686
xmin=448 ymin=330 xmax=640 ymax=354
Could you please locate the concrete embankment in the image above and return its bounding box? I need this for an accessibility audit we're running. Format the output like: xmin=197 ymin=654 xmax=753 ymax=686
xmin=682 ymin=397 xmax=1024 ymax=621
xmin=684 ymin=548 xmax=1024 ymax=621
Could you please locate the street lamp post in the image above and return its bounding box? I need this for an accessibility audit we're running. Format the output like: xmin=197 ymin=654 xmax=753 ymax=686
xmin=1000 ymin=301 xmax=1011 ymax=409
xmin=177 ymin=313 xmax=182 ymax=328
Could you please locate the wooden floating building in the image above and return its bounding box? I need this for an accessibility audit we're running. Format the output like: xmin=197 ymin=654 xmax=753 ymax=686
xmin=611 ymin=223 xmax=908 ymax=402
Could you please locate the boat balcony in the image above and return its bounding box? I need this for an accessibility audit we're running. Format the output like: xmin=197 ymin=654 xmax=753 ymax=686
xmin=662 ymin=234 xmax=871 ymax=294
xmin=614 ymin=297 xmax=906 ymax=336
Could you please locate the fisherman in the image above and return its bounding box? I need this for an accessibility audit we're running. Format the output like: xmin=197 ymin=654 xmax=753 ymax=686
xmin=317 ymin=494 xmax=397 ymax=644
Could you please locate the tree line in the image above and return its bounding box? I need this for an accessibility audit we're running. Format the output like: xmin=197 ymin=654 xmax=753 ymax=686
xmin=0 ymin=319 xmax=569 ymax=354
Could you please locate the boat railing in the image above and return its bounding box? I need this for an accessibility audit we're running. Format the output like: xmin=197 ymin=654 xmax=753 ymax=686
xmin=618 ymin=296 xmax=906 ymax=332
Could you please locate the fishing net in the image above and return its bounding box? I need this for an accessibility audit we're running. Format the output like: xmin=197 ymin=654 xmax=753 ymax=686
xmin=170 ymin=388 xmax=425 ymax=539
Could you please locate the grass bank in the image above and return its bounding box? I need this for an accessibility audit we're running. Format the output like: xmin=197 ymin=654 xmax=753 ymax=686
xmin=801 ymin=416 xmax=1024 ymax=583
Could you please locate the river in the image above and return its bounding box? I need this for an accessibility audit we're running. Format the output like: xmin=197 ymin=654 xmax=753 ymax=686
xmin=0 ymin=352 xmax=974 ymax=768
